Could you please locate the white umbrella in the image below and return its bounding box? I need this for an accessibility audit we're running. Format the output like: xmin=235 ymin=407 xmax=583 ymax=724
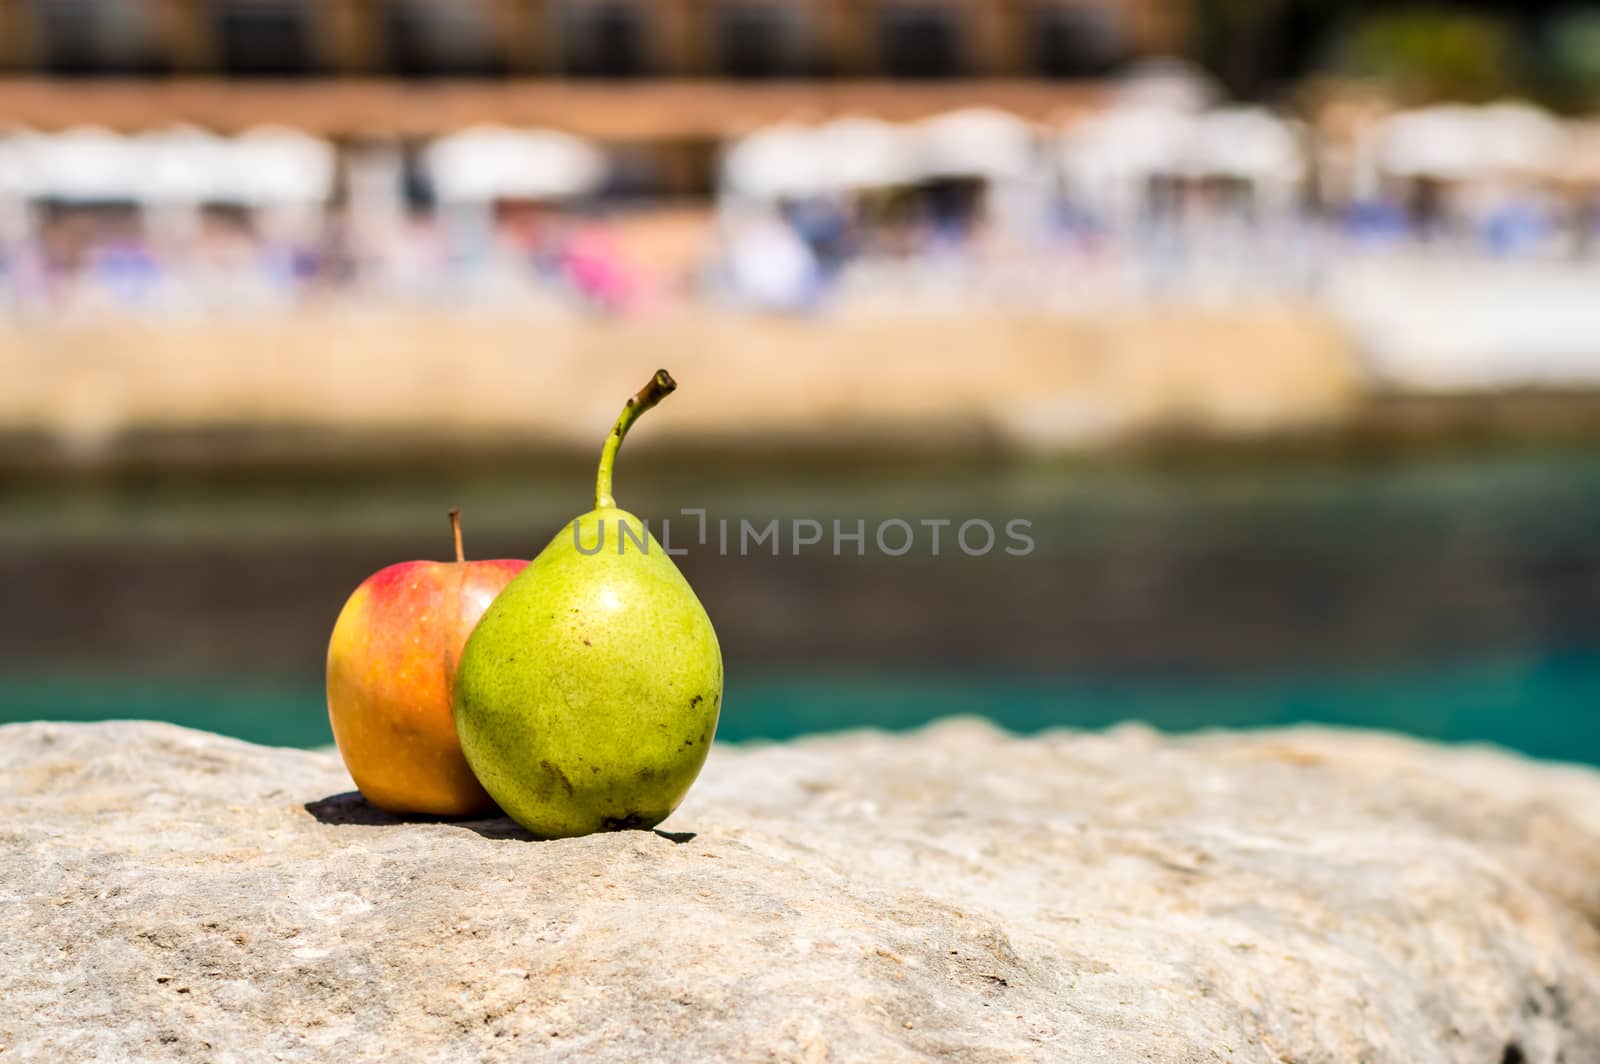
xmin=1477 ymin=101 xmax=1568 ymax=177
xmin=1059 ymin=105 xmax=1194 ymax=189
xmin=135 ymin=125 xmax=234 ymax=204
xmin=1187 ymin=107 xmax=1306 ymax=184
xmin=28 ymin=126 xmax=147 ymax=202
xmin=0 ymin=129 xmax=39 ymax=244
xmin=816 ymin=116 xmax=916 ymax=191
xmin=0 ymin=129 xmax=41 ymax=200
xmin=1374 ymin=105 xmax=1488 ymax=181
xmin=721 ymin=123 xmax=826 ymax=200
xmin=912 ymin=108 xmax=1035 ymax=182
xmin=227 ymin=125 xmax=336 ymax=206
xmin=425 ymin=125 xmax=606 ymax=203
xmin=1112 ymin=57 xmax=1223 ymax=115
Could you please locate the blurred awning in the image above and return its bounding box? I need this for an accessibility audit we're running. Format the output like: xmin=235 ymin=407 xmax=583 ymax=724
xmin=424 ymin=125 xmax=606 ymax=203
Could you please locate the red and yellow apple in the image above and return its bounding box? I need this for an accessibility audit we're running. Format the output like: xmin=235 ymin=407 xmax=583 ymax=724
xmin=326 ymin=511 xmax=525 ymax=816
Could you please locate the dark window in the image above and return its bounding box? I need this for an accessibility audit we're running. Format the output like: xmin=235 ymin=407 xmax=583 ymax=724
xmin=879 ymin=4 xmax=964 ymax=79
xmin=1032 ymin=3 xmax=1125 ymax=78
xmin=217 ymin=0 xmax=319 ymax=77
xmin=562 ymin=1 xmax=651 ymax=78
xmin=384 ymin=0 xmax=503 ymax=77
xmin=33 ymin=0 xmax=163 ymax=76
xmin=717 ymin=1 xmax=809 ymax=78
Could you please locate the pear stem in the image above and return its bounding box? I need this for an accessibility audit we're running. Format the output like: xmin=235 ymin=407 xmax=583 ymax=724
xmin=595 ymin=369 xmax=676 ymax=510
xmin=449 ymin=508 xmax=465 ymax=563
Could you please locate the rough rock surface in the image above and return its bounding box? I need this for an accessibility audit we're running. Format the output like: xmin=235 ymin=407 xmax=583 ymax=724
xmin=3 ymin=719 xmax=1600 ymax=1063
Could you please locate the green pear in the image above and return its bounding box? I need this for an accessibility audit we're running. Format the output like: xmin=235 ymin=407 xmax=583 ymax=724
xmin=452 ymin=370 xmax=722 ymax=838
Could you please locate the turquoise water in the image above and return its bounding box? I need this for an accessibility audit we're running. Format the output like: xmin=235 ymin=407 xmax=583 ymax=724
xmin=7 ymin=650 xmax=1599 ymax=763
xmin=3 ymin=447 xmax=1599 ymax=763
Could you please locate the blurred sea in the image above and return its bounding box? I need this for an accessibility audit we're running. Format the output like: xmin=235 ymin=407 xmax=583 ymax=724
xmin=3 ymin=445 xmax=1598 ymax=762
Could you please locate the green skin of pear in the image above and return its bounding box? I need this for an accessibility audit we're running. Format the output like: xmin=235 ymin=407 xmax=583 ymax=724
xmin=453 ymin=505 xmax=723 ymax=839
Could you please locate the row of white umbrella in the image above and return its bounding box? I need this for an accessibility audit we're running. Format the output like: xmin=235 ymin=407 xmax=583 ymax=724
xmin=0 ymin=123 xmax=608 ymax=207
xmin=723 ymin=109 xmax=1036 ymax=200
xmin=7 ymin=101 xmax=1600 ymax=212
xmin=1366 ymin=102 xmax=1600 ymax=183
xmin=422 ymin=126 xmax=604 ymax=204
xmin=724 ymin=98 xmax=1600 ymax=203
xmin=1061 ymin=105 xmax=1306 ymax=190
xmin=721 ymin=105 xmax=1309 ymax=202
xmin=0 ymin=125 xmax=336 ymax=206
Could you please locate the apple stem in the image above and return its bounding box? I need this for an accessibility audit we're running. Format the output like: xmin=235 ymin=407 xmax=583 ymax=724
xmin=449 ymin=508 xmax=465 ymax=563
xmin=596 ymin=369 xmax=677 ymax=510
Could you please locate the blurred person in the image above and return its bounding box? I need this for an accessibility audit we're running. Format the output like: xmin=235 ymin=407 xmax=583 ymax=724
xmin=911 ymin=178 xmax=983 ymax=257
xmin=1340 ymin=196 xmax=1410 ymax=249
xmin=558 ymin=216 xmax=650 ymax=316
xmin=783 ymin=196 xmax=856 ymax=284
xmin=1459 ymin=181 xmax=1560 ymax=259
xmin=362 ymin=208 xmax=449 ymax=298
xmin=1479 ymin=197 xmax=1555 ymax=258
xmin=722 ymin=207 xmax=820 ymax=313
xmin=87 ymin=227 xmax=160 ymax=309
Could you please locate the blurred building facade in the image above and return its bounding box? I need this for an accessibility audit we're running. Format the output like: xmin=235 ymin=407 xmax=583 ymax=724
xmin=0 ymin=1 xmax=1185 ymax=82
xmin=0 ymin=1 xmax=1188 ymax=196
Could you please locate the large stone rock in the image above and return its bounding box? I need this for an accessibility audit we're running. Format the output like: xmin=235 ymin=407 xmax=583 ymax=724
xmin=2 ymin=719 xmax=1598 ymax=1062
